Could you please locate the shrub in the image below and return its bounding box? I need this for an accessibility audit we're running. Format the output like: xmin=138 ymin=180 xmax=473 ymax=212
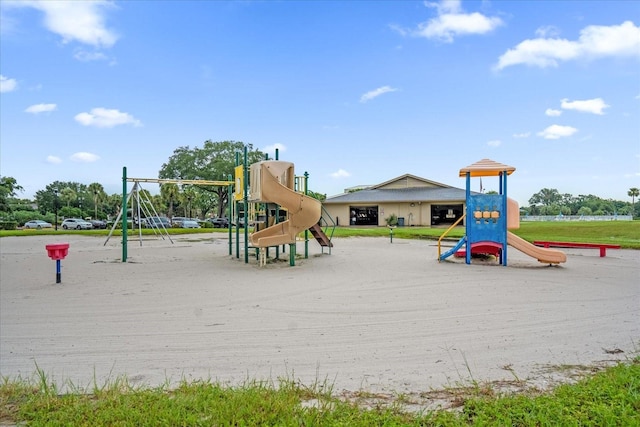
xmin=0 ymin=220 xmax=18 ymax=230
xmin=385 ymin=213 xmax=398 ymax=226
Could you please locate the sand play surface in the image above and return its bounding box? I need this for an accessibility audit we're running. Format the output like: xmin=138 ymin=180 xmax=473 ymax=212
xmin=1 ymin=233 xmax=638 ymax=401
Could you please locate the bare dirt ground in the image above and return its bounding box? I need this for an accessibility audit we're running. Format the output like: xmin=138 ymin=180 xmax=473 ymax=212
xmin=1 ymin=233 xmax=638 ymax=409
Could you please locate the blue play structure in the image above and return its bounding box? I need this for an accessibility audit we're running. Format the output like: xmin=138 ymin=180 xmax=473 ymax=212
xmin=438 ymin=159 xmax=516 ymax=266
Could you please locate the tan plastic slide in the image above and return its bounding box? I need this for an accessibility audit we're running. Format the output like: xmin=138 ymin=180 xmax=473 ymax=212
xmin=507 ymin=231 xmax=567 ymax=264
xmin=249 ymin=164 xmax=321 ymax=248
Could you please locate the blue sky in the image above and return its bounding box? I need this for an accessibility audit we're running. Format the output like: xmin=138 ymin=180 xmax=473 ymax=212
xmin=1 ymin=0 xmax=639 ymax=207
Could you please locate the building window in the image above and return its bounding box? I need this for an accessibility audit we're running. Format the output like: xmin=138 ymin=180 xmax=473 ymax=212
xmin=431 ymin=204 xmax=463 ymax=225
xmin=350 ymin=206 xmax=378 ymax=226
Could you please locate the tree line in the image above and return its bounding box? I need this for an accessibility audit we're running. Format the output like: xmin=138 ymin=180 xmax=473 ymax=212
xmin=0 ymin=141 xmax=325 ymax=226
xmin=522 ymin=187 xmax=639 ymax=217
xmin=1 ymin=140 xmax=638 ymax=225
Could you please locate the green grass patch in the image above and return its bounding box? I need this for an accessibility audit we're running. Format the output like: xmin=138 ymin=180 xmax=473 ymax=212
xmin=327 ymin=221 xmax=640 ymax=248
xmin=1 ymin=359 xmax=638 ymax=426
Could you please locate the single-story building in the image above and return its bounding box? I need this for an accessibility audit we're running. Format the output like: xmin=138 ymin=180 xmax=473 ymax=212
xmin=322 ymin=174 xmax=470 ymax=227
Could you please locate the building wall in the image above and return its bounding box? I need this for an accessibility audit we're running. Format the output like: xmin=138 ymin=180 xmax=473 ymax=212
xmin=323 ymin=201 xmax=457 ymax=227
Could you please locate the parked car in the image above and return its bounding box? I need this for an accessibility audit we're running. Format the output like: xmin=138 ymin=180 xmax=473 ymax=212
xmin=171 ymin=216 xmax=187 ymax=227
xmin=209 ymin=217 xmax=230 ymax=228
xmin=134 ymin=217 xmax=147 ymax=227
xmin=237 ymin=217 xmax=255 ymax=228
xmin=23 ymin=220 xmax=53 ymax=229
xmin=146 ymin=216 xmax=171 ymax=228
xmin=89 ymin=219 xmax=107 ymax=229
xmin=181 ymin=219 xmax=201 ymax=229
xmin=61 ymin=218 xmax=93 ymax=230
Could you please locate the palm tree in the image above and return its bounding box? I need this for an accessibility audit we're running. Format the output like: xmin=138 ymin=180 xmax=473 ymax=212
xmin=628 ymin=187 xmax=639 ymax=216
xmin=160 ymin=183 xmax=179 ymax=219
xmin=181 ymin=187 xmax=197 ymax=218
xmin=60 ymin=187 xmax=77 ymax=208
xmin=88 ymin=182 xmax=106 ymax=219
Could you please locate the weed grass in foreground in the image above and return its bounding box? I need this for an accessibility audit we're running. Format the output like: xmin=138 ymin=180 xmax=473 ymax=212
xmin=1 ymin=359 xmax=638 ymax=426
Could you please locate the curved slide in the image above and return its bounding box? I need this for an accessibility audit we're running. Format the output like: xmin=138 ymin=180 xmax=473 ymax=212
xmin=249 ymin=163 xmax=321 ymax=248
xmin=507 ymin=231 xmax=566 ymax=264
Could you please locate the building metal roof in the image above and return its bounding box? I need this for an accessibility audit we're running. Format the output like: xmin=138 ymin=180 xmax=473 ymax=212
xmin=370 ymin=173 xmax=453 ymax=190
xmin=324 ymin=186 xmax=468 ymax=204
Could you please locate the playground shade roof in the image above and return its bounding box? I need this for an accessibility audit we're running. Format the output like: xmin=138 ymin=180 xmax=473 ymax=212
xmin=459 ymin=159 xmax=516 ymax=177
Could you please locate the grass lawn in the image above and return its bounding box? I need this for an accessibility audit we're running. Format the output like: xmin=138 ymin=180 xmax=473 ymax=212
xmin=2 ymin=220 xmax=639 ymax=248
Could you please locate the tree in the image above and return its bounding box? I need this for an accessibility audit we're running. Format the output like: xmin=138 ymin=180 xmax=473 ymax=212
xmin=88 ymin=182 xmax=106 ymax=219
xmin=528 ymin=188 xmax=562 ymax=207
xmin=105 ymin=194 xmax=123 ymax=218
xmin=307 ymin=190 xmax=326 ymax=202
xmin=60 ymin=187 xmax=77 ymax=208
xmin=159 ymin=140 xmax=265 ymax=217
xmin=181 ymin=187 xmax=197 ymax=217
xmin=160 ymin=183 xmax=179 ymax=219
xmin=34 ymin=181 xmax=88 ymax=215
xmin=629 ymin=187 xmax=639 ymax=216
xmin=577 ymin=206 xmax=592 ymax=216
xmin=0 ymin=176 xmax=24 ymax=213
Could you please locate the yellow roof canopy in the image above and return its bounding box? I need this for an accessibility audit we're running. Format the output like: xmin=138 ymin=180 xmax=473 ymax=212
xmin=459 ymin=158 xmax=516 ymax=177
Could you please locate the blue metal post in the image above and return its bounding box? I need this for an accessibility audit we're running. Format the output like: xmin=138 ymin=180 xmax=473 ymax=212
xmin=56 ymin=259 xmax=61 ymax=283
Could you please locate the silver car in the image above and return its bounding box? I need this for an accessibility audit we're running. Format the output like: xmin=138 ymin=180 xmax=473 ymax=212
xmin=61 ymin=218 xmax=93 ymax=230
xmin=23 ymin=220 xmax=53 ymax=229
xmin=181 ymin=219 xmax=201 ymax=229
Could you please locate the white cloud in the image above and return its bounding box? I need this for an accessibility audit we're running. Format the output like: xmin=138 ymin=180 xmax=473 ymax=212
xmin=535 ymin=25 xmax=560 ymax=38
xmin=495 ymin=21 xmax=640 ymax=70
xmin=74 ymin=108 xmax=142 ymax=128
xmin=545 ymin=108 xmax=562 ymax=117
xmin=512 ymin=132 xmax=531 ymax=138
xmin=73 ymin=49 xmax=109 ymax=62
xmin=5 ymin=0 xmax=118 ymax=48
xmin=262 ymin=143 xmax=287 ymax=156
xmin=25 ymin=103 xmax=57 ymax=114
xmin=426 ymin=0 xmax=462 ymax=14
xmin=70 ymin=152 xmax=100 ymax=163
xmin=0 ymin=75 xmax=18 ymax=92
xmin=360 ymin=86 xmax=397 ymax=103
xmin=410 ymin=0 xmax=503 ymax=42
xmin=46 ymin=155 xmax=62 ymax=164
xmin=487 ymin=139 xmax=501 ymax=147
xmin=561 ymin=97 xmax=609 ymax=115
xmin=330 ymin=169 xmax=351 ymax=178
xmin=537 ymin=124 xmax=578 ymax=139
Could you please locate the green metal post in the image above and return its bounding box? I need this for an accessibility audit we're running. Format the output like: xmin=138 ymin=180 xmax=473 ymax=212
xmin=304 ymin=171 xmax=309 ymax=259
xmin=122 ymin=166 xmax=128 ymax=262
xmin=289 ymin=243 xmax=295 ymax=266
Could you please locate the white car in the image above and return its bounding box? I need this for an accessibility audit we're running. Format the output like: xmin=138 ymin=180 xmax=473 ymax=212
xmin=181 ymin=219 xmax=201 ymax=229
xmin=23 ymin=220 xmax=53 ymax=229
xmin=61 ymin=218 xmax=93 ymax=230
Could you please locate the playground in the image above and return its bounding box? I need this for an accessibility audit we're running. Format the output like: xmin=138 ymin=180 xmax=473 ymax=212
xmin=1 ymin=233 xmax=638 ymax=402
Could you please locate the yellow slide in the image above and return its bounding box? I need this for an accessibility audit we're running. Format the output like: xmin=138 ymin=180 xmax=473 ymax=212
xmin=249 ymin=162 xmax=321 ymax=248
xmin=507 ymin=231 xmax=567 ymax=264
